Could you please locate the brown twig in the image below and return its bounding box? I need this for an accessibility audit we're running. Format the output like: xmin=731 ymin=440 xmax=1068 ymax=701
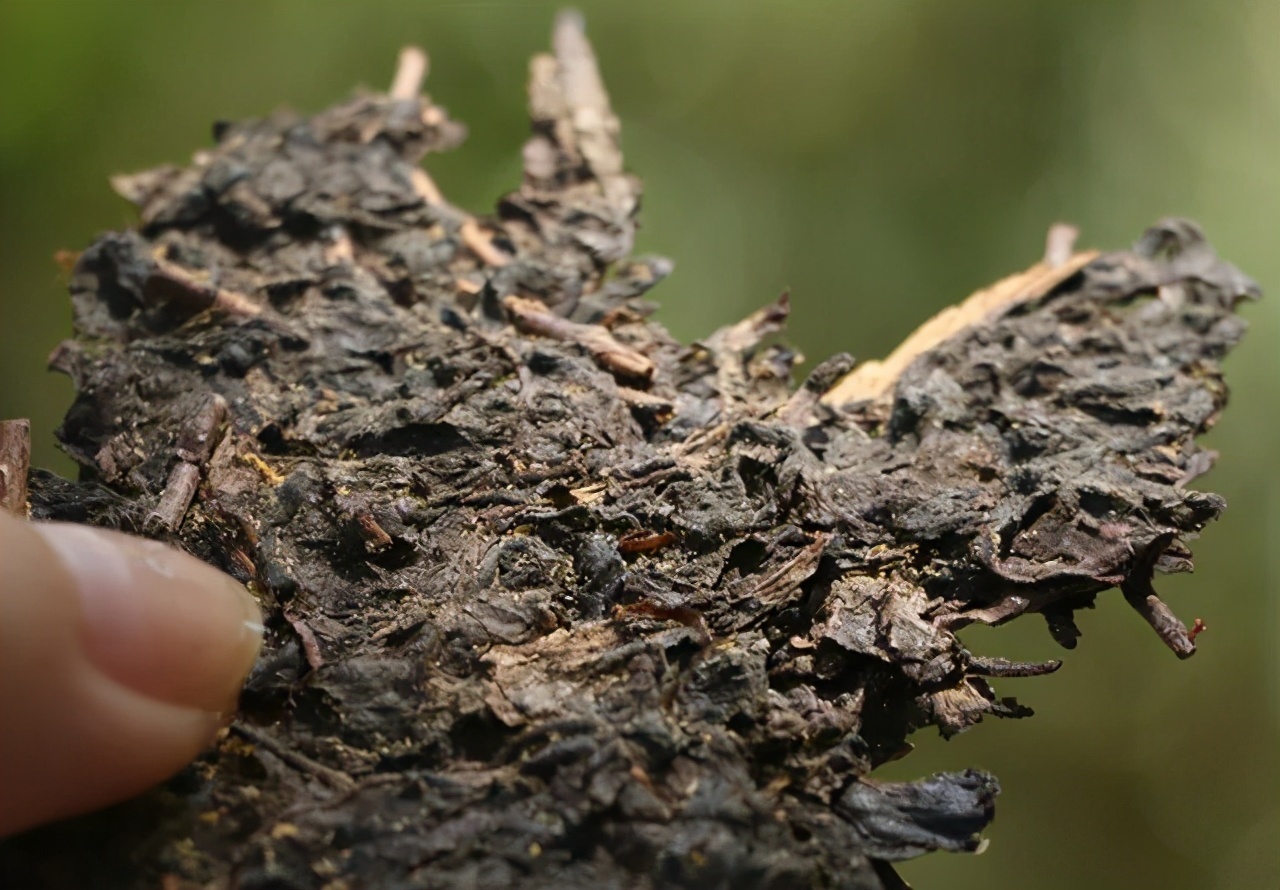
xmin=1122 ymin=532 xmax=1197 ymax=659
xmin=148 ymin=396 xmax=230 ymax=533
xmin=967 ymin=655 xmax=1063 ymax=678
xmin=356 ymin=513 xmax=393 ymax=552
xmin=231 ymin=723 xmax=353 ymax=792
xmin=459 ymin=218 xmax=512 ymax=267
xmin=147 ymin=462 xmax=200 ymax=533
xmin=146 ymin=257 xmax=261 ymax=317
xmin=504 ymin=294 xmax=654 ymax=383
xmin=617 ymin=530 xmax=677 ymax=555
xmin=0 ymin=419 xmax=31 ymax=517
xmin=175 ymin=395 xmax=228 ymax=464
xmin=613 ymin=601 xmax=711 ymax=647
xmin=286 ymin=612 xmax=325 ymax=672
xmin=616 ymin=386 xmax=673 ymax=412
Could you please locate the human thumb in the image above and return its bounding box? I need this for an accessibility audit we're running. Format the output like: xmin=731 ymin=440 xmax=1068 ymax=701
xmin=0 ymin=511 xmax=263 ymax=836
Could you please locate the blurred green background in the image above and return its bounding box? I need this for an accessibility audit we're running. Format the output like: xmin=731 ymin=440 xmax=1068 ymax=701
xmin=0 ymin=1 xmax=1275 ymax=887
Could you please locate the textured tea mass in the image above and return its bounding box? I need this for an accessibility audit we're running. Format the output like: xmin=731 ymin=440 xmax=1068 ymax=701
xmin=0 ymin=13 xmax=1257 ymax=890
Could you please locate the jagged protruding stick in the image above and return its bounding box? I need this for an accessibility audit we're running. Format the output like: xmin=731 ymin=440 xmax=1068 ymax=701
xmin=519 ymin=12 xmax=638 ymax=264
xmin=551 ymin=10 xmax=625 ymax=189
xmin=389 ymin=46 xmax=429 ymax=101
xmin=0 ymin=419 xmax=31 ymax=517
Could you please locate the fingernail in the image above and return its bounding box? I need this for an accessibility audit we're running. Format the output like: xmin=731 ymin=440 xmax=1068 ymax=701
xmin=31 ymin=523 xmax=264 ymax=712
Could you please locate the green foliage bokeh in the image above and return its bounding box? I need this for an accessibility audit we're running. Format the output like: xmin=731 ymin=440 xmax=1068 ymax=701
xmin=0 ymin=2 xmax=1275 ymax=887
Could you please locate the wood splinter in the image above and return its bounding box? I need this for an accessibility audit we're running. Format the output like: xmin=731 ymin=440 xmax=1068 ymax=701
xmin=1042 ymin=222 xmax=1080 ymax=268
xmin=822 ymin=227 xmax=1099 ymax=408
xmin=389 ymin=46 xmax=429 ymax=101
